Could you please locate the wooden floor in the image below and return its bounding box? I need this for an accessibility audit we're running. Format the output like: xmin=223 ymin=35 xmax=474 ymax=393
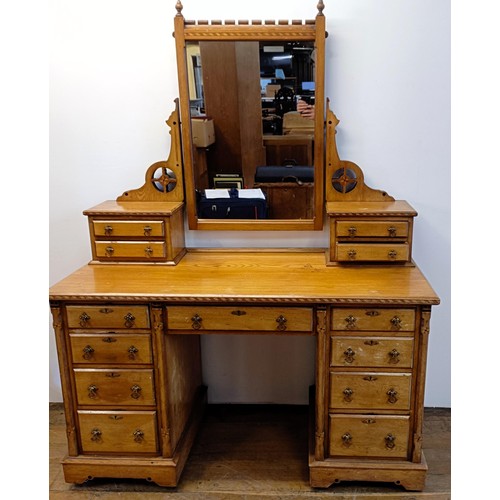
xmin=49 ymin=404 xmax=450 ymax=499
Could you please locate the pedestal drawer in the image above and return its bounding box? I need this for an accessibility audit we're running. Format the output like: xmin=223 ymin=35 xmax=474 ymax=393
xmin=167 ymin=306 xmax=313 ymax=332
xmin=328 ymin=414 xmax=410 ymax=458
xmin=92 ymin=220 xmax=165 ymax=238
xmin=78 ymin=410 xmax=158 ymax=454
xmin=69 ymin=333 xmax=152 ymax=365
xmin=329 ymin=372 xmax=411 ymax=410
xmin=336 ymin=243 xmax=409 ymax=262
xmin=74 ymin=369 xmax=155 ymax=406
xmin=331 ymin=308 xmax=415 ymax=332
xmin=66 ymin=305 xmax=150 ymax=329
xmin=330 ymin=337 xmax=414 ymax=368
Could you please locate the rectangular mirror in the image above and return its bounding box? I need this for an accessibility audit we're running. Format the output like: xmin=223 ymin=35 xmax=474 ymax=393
xmin=174 ymin=3 xmax=326 ymax=230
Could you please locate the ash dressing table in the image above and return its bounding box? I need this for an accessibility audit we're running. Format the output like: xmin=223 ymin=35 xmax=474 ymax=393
xmin=50 ymin=1 xmax=440 ymax=491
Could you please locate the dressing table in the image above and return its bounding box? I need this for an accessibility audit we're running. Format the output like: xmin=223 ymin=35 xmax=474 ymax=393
xmin=50 ymin=1 xmax=440 ymax=491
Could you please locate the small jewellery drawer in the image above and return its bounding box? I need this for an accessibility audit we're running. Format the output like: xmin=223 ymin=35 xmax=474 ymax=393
xmin=331 ymin=308 xmax=415 ymax=332
xmin=66 ymin=305 xmax=150 ymax=329
xmin=330 ymin=337 xmax=414 ymax=368
xmin=335 ymin=243 xmax=410 ymax=262
xmin=336 ymin=221 xmax=409 ymax=239
xmin=69 ymin=333 xmax=152 ymax=365
xmin=74 ymin=368 xmax=155 ymax=406
xmin=167 ymin=306 xmax=313 ymax=332
xmin=329 ymin=372 xmax=412 ymax=410
xmin=328 ymin=414 xmax=410 ymax=458
xmin=95 ymin=241 xmax=166 ymax=259
xmin=92 ymin=220 xmax=164 ymax=238
xmin=78 ymin=410 xmax=158 ymax=454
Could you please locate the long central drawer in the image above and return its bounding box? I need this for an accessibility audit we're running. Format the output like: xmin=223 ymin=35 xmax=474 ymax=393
xmin=167 ymin=306 xmax=314 ymax=333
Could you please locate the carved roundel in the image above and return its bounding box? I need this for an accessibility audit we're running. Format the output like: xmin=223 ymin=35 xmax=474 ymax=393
xmin=331 ymin=167 xmax=357 ymax=194
xmin=151 ymin=167 xmax=177 ymax=193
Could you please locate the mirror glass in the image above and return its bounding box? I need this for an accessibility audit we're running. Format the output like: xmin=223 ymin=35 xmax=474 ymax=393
xmin=186 ymin=40 xmax=317 ymax=220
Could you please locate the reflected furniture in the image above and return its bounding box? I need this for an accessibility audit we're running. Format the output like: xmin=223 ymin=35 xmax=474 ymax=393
xmin=50 ymin=1 xmax=440 ymax=492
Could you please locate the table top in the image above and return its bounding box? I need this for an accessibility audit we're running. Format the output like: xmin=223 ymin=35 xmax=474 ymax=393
xmin=49 ymin=250 xmax=439 ymax=305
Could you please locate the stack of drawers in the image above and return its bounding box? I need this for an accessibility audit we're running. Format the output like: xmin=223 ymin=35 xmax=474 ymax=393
xmin=328 ymin=306 xmax=416 ymax=460
xmin=65 ymin=305 xmax=159 ymax=455
xmin=84 ymin=200 xmax=186 ymax=265
xmin=326 ymin=201 xmax=417 ymax=265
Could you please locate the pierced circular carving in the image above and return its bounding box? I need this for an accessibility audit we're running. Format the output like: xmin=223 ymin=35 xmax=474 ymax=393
xmin=151 ymin=167 xmax=177 ymax=193
xmin=332 ymin=167 xmax=357 ymax=194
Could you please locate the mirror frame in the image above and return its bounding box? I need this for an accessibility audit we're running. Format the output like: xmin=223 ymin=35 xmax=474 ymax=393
xmin=173 ymin=1 xmax=326 ymax=230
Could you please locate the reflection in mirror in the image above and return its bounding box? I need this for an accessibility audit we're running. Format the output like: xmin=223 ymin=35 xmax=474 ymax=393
xmin=186 ymin=40 xmax=316 ymax=220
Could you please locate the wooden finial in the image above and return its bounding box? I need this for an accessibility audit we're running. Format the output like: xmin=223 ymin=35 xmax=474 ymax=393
xmin=317 ymin=1 xmax=325 ymax=16
xmin=175 ymin=1 xmax=183 ymax=16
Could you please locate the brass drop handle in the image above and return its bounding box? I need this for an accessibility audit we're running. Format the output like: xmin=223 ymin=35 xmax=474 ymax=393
xmin=128 ymin=345 xmax=139 ymax=359
xmin=87 ymin=384 xmax=98 ymax=399
xmin=276 ymin=315 xmax=287 ymax=331
xmin=388 ymin=226 xmax=397 ymax=237
xmin=143 ymin=225 xmax=152 ymax=236
xmin=191 ymin=314 xmax=202 ymax=330
xmin=347 ymin=249 xmax=357 ymax=260
xmin=90 ymin=428 xmax=102 ymax=442
xmin=388 ymin=249 xmax=398 ymax=260
xmin=130 ymin=384 xmax=142 ymax=399
xmin=144 ymin=246 xmax=153 ymax=257
xmin=348 ymin=226 xmax=357 ymax=237
xmin=343 ymin=347 xmax=355 ymax=364
xmin=104 ymin=225 xmax=113 ymax=236
xmin=388 ymin=348 xmax=401 ymax=364
xmin=343 ymin=387 xmax=354 ymax=402
xmin=82 ymin=345 xmax=94 ymax=360
xmin=345 ymin=315 xmax=357 ymax=329
xmin=385 ymin=433 xmax=396 ymax=449
xmin=390 ymin=316 xmax=402 ymax=329
xmin=387 ymin=388 xmax=398 ymax=404
xmin=105 ymin=246 xmax=115 ymax=257
xmin=133 ymin=429 xmax=144 ymax=442
xmin=79 ymin=312 xmax=91 ymax=327
xmin=341 ymin=432 xmax=352 ymax=446
xmin=124 ymin=312 xmax=136 ymax=328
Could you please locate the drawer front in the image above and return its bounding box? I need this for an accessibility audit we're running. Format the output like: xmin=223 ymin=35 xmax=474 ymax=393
xmin=329 ymin=372 xmax=412 ymax=410
xmin=74 ymin=368 xmax=155 ymax=406
xmin=336 ymin=221 xmax=409 ymax=239
xmin=69 ymin=333 xmax=152 ymax=365
xmin=329 ymin=414 xmax=409 ymax=458
xmin=331 ymin=308 xmax=415 ymax=332
xmin=330 ymin=337 xmax=414 ymax=368
xmin=336 ymin=243 xmax=409 ymax=262
xmin=93 ymin=220 xmax=164 ymax=238
xmin=78 ymin=410 xmax=158 ymax=454
xmin=95 ymin=241 xmax=166 ymax=259
xmin=66 ymin=305 xmax=150 ymax=329
xmin=167 ymin=306 xmax=313 ymax=332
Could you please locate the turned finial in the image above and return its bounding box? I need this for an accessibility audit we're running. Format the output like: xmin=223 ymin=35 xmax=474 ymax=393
xmin=175 ymin=1 xmax=183 ymax=16
xmin=317 ymin=1 xmax=325 ymax=16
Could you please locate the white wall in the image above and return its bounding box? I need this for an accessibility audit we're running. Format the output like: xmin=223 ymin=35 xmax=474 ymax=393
xmin=49 ymin=0 xmax=450 ymax=407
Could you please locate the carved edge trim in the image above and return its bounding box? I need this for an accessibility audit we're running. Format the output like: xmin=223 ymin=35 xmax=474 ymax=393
xmin=326 ymin=211 xmax=417 ymax=217
xmin=48 ymin=295 xmax=440 ymax=305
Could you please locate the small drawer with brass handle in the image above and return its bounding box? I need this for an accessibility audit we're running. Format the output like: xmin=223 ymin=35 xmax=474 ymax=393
xmin=330 ymin=337 xmax=414 ymax=368
xmin=95 ymin=241 xmax=166 ymax=260
xmin=167 ymin=306 xmax=313 ymax=333
xmin=331 ymin=308 xmax=415 ymax=332
xmin=92 ymin=220 xmax=165 ymax=238
xmin=78 ymin=410 xmax=158 ymax=454
xmin=69 ymin=333 xmax=152 ymax=364
xmin=66 ymin=305 xmax=150 ymax=329
xmin=73 ymin=368 xmax=155 ymax=406
xmin=329 ymin=372 xmax=412 ymax=410
xmin=336 ymin=243 xmax=410 ymax=263
xmin=336 ymin=221 xmax=409 ymax=239
xmin=328 ymin=414 xmax=410 ymax=458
